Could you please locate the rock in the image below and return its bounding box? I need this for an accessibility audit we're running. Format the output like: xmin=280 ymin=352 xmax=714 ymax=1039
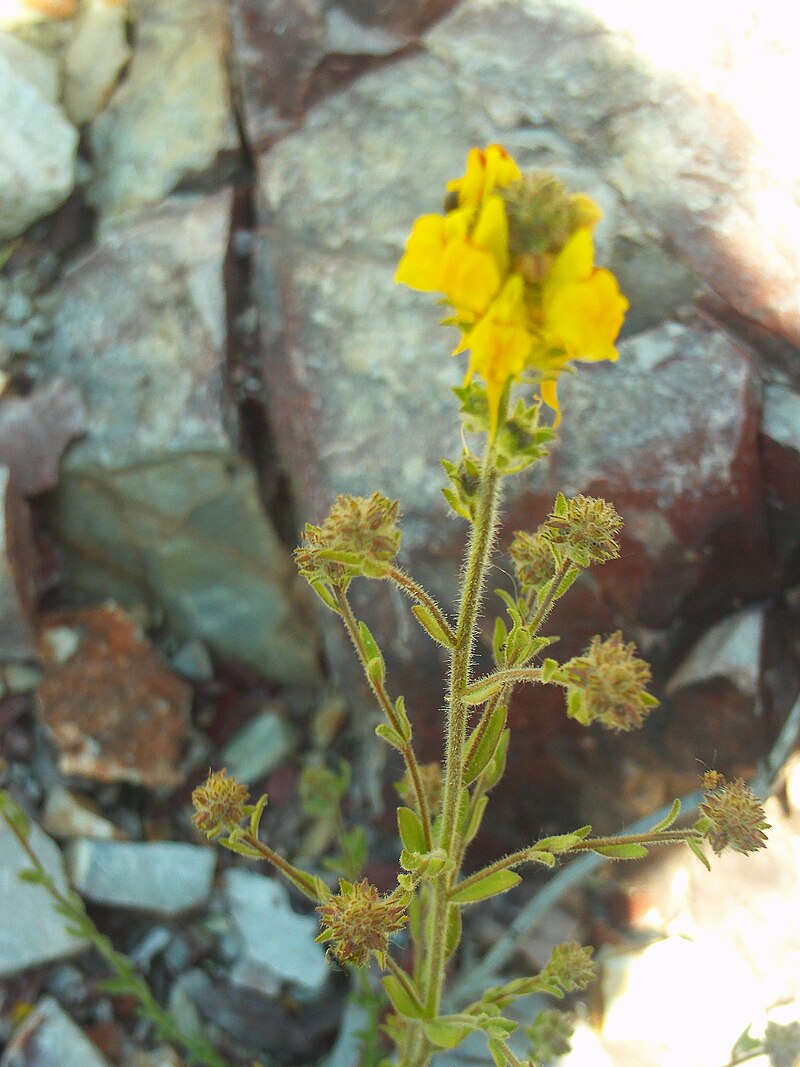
xmin=0 ymin=996 xmax=111 ymax=1067
xmin=223 ymin=869 xmax=328 ymax=997
xmin=0 ymin=35 xmax=77 ymax=240
xmin=63 ymin=0 xmax=131 ymax=125
xmin=88 ymin=0 xmax=238 ymax=220
xmin=761 ymin=381 xmax=800 ymax=581
xmin=66 ymin=839 xmax=216 ymax=916
xmin=0 ymin=379 xmax=86 ymax=496
xmin=667 ymin=606 xmax=765 ymax=697
xmin=37 ymin=603 xmax=191 ymax=788
xmin=41 ymin=191 xmax=320 ymax=686
xmin=426 ymin=0 xmax=800 ymax=349
xmin=220 ymin=707 xmax=296 ymax=784
xmin=0 ymin=466 xmax=38 ymax=661
xmin=42 ymin=785 xmax=124 ymax=841
xmin=0 ymin=817 xmax=88 ymax=978
xmin=230 ymin=0 xmax=457 ymax=146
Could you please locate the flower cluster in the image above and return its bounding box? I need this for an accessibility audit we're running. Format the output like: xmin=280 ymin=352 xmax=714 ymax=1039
xmin=192 ymin=769 xmax=250 ymax=839
xmin=317 ymin=878 xmax=408 ymax=968
xmin=295 ymin=492 xmax=401 ymax=599
xmin=542 ymin=493 xmax=623 ymax=568
xmin=509 ymin=528 xmax=556 ymax=591
xmin=396 ymin=145 xmax=628 ymax=432
xmin=699 ymin=772 xmax=769 ymax=856
xmin=563 ymin=632 xmax=658 ymax=732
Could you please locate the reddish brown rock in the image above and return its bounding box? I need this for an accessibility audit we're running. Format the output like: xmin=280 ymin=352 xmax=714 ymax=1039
xmin=0 ymin=465 xmax=38 ymax=660
xmin=230 ymin=0 xmax=457 ymax=145
xmin=37 ymin=603 xmax=191 ymax=788
xmin=0 ymin=378 xmax=86 ymax=496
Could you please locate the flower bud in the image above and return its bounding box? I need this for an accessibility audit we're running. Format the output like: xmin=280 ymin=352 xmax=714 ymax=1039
xmin=564 ymin=631 xmax=658 ymax=732
xmin=316 ymin=878 xmax=408 ymax=968
xmin=509 ymin=529 xmax=556 ymax=590
xmin=544 ymin=493 xmax=622 ymax=567
xmin=500 ymin=173 xmax=603 ymax=283
xmin=699 ymin=773 xmax=769 ymax=856
xmin=395 ymin=761 xmax=443 ymax=815
xmin=192 ymin=769 xmax=250 ymax=839
xmin=295 ymin=492 xmax=401 ymax=588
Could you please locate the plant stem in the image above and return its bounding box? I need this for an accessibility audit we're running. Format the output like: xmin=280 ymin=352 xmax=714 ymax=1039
xmin=388 ymin=565 xmax=457 ymax=646
xmin=334 ymin=588 xmax=433 ymax=853
xmin=407 ymin=445 xmax=502 ymax=1065
xmin=238 ymin=830 xmax=326 ymax=901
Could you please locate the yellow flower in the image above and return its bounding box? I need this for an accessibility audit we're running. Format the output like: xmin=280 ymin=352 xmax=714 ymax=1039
xmin=396 ymin=195 xmax=510 ymax=321
xmin=446 ymin=143 xmax=522 ymax=208
xmin=459 ymin=273 xmax=534 ymax=434
xmin=533 ymin=228 xmax=629 ymax=422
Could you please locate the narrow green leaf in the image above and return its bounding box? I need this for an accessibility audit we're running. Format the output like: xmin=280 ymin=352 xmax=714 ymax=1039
xmin=444 ymin=904 xmax=462 ymax=960
xmin=310 ymin=581 xmax=339 ymax=612
xmin=593 ymin=843 xmax=649 ymax=860
xmin=482 ymin=729 xmax=510 ymax=791
xmin=412 ymin=604 xmax=455 ymax=649
xmin=686 ymin=837 xmax=711 ymax=871
xmin=541 ymin=657 xmax=560 ymax=683
xmin=464 ymin=704 xmax=507 ymax=785
xmin=534 ymin=832 xmax=583 ymax=854
xmin=463 ymin=673 xmax=505 ymax=706
xmin=553 ymin=491 xmax=568 ymax=517
xmin=375 ymin=723 xmax=405 ymax=751
xmin=488 ymin=1037 xmax=506 ymax=1067
xmin=425 ymin=1018 xmax=474 ymax=1049
xmin=394 ymin=696 xmax=412 ymax=741
xmin=397 ymin=807 xmax=426 ymax=854
xmin=462 ymin=796 xmax=488 ymax=845
xmin=450 ymin=869 xmax=521 ymax=904
xmin=526 ymin=850 xmax=556 ymax=867
xmin=359 ymin=621 xmax=386 ymax=685
xmin=492 ymin=616 xmax=508 ymax=666
xmin=649 ymin=798 xmax=681 ymax=833
xmin=17 ymin=868 xmax=47 ymax=884
xmin=555 ymin=564 xmax=581 ymax=598
xmin=382 ymin=975 xmax=424 ymax=1020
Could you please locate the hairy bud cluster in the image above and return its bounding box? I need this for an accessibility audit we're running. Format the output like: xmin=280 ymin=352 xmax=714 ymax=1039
xmin=764 ymin=1020 xmax=800 ymax=1067
xmin=501 ymin=172 xmax=603 ymax=283
xmin=525 ymin=1008 xmax=577 ymax=1063
xmin=192 ymin=769 xmax=250 ymax=839
xmin=699 ymin=772 xmax=769 ymax=856
xmin=295 ymin=493 xmax=401 ymax=589
xmin=543 ymin=494 xmax=622 ymax=568
xmin=509 ymin=529 xmax=556 ymax=590
xmin=316 ymin=878 xmax=408 ymax=968
xmin=564 ymin=631 xmax=658 ymax=732
xmin=542 ymin=941 xmax=596 ymax=993
xmin=395 ymin=761 xmax=443 ymax=814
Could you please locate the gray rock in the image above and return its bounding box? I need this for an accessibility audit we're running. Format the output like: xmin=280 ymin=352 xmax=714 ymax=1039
xmin=42 ymin=191 xmax=320 ymax=685
xmin=0 ymin=35 xmax=77 ymax=240
xmin=0 ymin=817 xmax=88 ymax=978
xmin=220 ymin=708 xmax=296 ymax=784
xmin=667 ymin=606 xmax=765 ymax=697
xmin=0 ymin=996 xmax=111 ymax=1067
xmin=0 ymin=466 xmax=38 ymax=660
xmin=223 ymin=869 xmax=328 ymax=997
xmin=63 ymin=0 xmax=132 ymax=125
xmin=88 ymin=0 xmax=238 ymax=220
xmin=42 ymin=785 xmax=124 ymax=841
xmin=66 ymin=839 xmax=216 ymax=916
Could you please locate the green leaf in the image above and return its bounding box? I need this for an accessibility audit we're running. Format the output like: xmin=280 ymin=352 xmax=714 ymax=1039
xmin=553 ymin=492 xmax=568 ymax=518
xmin=649 ymin=798 xmax=681 ymax=833
xmin=534 ymin=830 xmax=588 ymax=854
xmin=541 ymin=657 xmax=560 ymax=683
xmin=425 ymin=1017 xmax=475 ymax=1049
xmin=359 ymin=621 xmax=386 ymax=685
xmin=394 ymin=696 xmax=412 ymax=741
xmin=412 ymin=604 xmax=455 ymax=649
xmin=0 ymin=792 xmax=30 ymax=838
xmin=375 ymin=723 xmax=405 ymax=751
xmin=463 ymin=673 xmax=505 ymax=706
xmin=382 ymin=975 xmax=424 ymax=1020
xmin=482 ymin=729 xmax=510 ymax=791
xmin=492 ymin=616 xmax=508 ymax=666
xmin=462 ymin=796 xmax=488 ymax=845
xmin=445 ymin=904 xmax=462 ymax=960
xmin=464 ymin=704 xmax=508 ymax=785
xmin=450 ymin=869 xmax=521 ymax=904
xmin=555 ymin=565 xmax=581 ymax=599
xmin=526 ymin=850 xmax=556 ymax=867
xmin=397 ymin=807 xmax=426 ymax=854
xmin=488 ymin=1037 xmax=506 ymax=1067
xmin=686 ymin=837 xmax=711 ymax=871
xmin=309 ymin=580 xmax=340 ymax=612
xmin=593 ymin=843 xmax=649 ymax=860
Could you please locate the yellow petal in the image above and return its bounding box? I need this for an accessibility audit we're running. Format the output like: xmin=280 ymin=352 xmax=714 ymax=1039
xmin=545 ymin=268 xmax=628 ymax=362
xmin=540 ymin=378 xmax=561 ymax=425
xmin=441 ymin=238 xmax=502 ymax=316
xmin=472 ymin=195 xmax=510 ymax=277
xmin=543 ymin=227 xmax=595 ymax=294
xmin=446 ymin=144 xmax=522 ymax=208
xmin=395 ymin=214 xmax=449 ymax=291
